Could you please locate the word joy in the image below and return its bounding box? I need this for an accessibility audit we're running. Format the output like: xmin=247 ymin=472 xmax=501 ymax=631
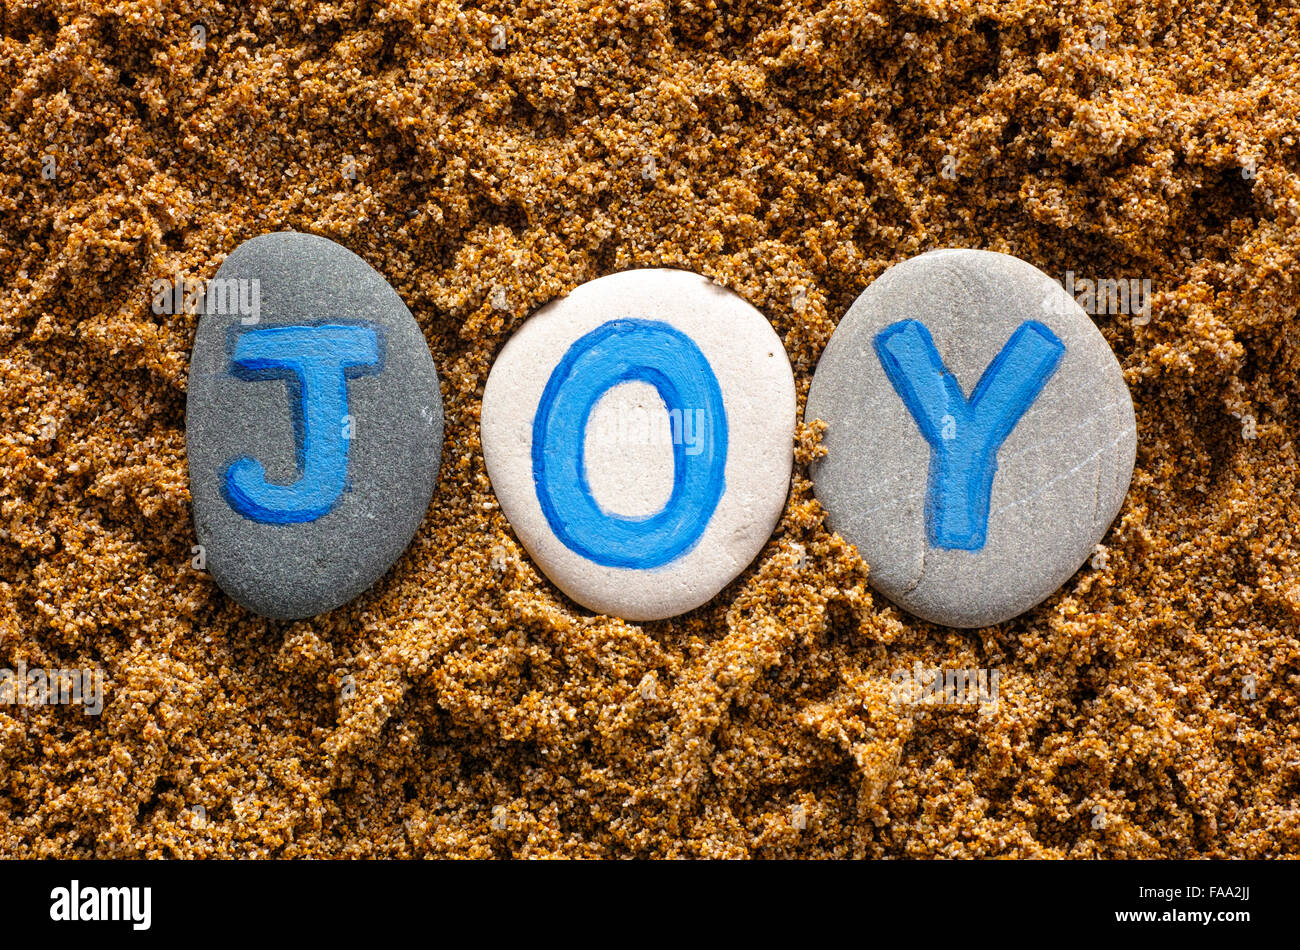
xmin=218 ymin=317 xmax=1062 ymax=560
xmin=196 ymin=245 xmax=1137 ymax=627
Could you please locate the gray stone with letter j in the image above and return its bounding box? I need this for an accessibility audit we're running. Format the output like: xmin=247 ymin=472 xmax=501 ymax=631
xmin=806 ymin=249 xmax=1136 ymax=627
xmin=186 ymin=232 xmax=443 ymax=620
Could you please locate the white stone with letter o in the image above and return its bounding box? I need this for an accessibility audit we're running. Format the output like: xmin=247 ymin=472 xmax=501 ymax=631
xmin=482 ymin=268 xmax=795 ymax=621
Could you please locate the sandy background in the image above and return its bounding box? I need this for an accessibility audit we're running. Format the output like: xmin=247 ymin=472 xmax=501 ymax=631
xmin=1 ymin=0 xmax=1297 ymax=857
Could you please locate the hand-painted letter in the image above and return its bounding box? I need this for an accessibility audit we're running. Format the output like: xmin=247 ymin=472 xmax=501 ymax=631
xmin=223 ymin=324 xmax=383 ymax=524
xmin=532 ymin=319 xmax=727 ymax=569
xmin=873 ymin=319 xmax=1064 ymax=550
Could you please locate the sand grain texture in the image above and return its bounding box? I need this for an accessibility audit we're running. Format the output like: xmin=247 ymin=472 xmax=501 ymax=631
xmin=1 ymin=0 xmax=1298 ymax=857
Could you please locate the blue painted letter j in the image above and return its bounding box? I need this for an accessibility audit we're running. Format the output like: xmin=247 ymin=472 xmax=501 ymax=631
xmin=222 ymin=323 xmax=383 ymax=524
xmin=873 ymin=319 xmax=1064 ymax=551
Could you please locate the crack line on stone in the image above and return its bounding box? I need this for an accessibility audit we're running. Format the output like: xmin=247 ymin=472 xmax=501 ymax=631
xmin=990 ymin=430 xmax=1129 ymax=519
xmin=902 ymin=543 xmax=926 ymax=595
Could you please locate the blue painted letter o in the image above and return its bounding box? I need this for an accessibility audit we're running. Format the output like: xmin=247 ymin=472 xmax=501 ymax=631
xmin=531 ymin=319 xmax=728 ymax=569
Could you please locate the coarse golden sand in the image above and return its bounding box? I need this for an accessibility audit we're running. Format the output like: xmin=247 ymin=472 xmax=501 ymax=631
xmin=1 ymin=0 xmax=1298 ymax=858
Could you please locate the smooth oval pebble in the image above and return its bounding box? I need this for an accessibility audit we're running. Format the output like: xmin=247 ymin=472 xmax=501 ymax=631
xmin=186 ymin=232 xmax=443 ymax=620
xmin=806 ymin=248 xmax=1137 ymax=628
xmin=482 ymin=268 xmax=796 ymax=621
